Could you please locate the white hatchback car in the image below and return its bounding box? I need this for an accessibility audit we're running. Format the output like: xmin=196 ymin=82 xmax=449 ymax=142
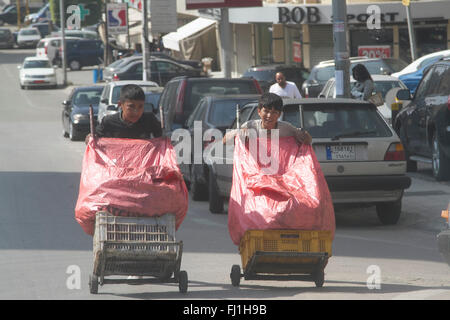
xmin=204 ymin=98 xmax=412 ymax=225
xmin=18 ymin=57 xmax=57 ymax=89
xmin=17 ymin=27 xmax=41 ymax=48
xmin=97 ymin=80 xmax=160 ymax=124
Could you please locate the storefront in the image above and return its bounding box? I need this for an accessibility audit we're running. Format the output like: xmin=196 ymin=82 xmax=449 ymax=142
xmin=229 ymin=1 xmax=450 ymax=74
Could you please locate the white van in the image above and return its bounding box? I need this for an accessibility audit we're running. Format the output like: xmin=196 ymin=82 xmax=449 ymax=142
xmin=17 ymin=27 xmax=41 ymax=48
xmin=36 ymin=36 xmax=82 ymax=63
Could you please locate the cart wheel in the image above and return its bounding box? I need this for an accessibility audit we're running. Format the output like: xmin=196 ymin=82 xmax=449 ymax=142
xmin=313 ymin=269 xmax=325 ymax=288
xmin=89 ymin=274 xmax=98 ymax=294
xmin=230 ymin=265 xmax=241 ymax=287
xmin=178 ymin=270 xmax=188 ymax=294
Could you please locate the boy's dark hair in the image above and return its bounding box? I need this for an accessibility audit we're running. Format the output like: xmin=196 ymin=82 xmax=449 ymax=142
xmin=258 ymin=92 xmax=283 ymax=111
xmin=119 ymin=84 xmax=145 ymax=102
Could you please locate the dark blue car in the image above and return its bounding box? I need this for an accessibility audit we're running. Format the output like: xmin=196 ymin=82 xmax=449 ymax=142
xmin=62 ymin=86 xmax=104 ymax=141
xmin=61 ymin=39 xmax=104 ymax=71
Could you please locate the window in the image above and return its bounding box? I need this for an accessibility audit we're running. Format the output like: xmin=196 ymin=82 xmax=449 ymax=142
xmin=436 ymin=65 xmax=450 ymax=95
xmin=282 ymin=105 xmax=301 ymax=128
xmin=413 ymin=66 xmax=435 ymax=98
xmin=73 ymin=89 xmax=102 ymax=105
xmin=315 ymin=66 xmax=335 ymax=82
xmin=208 ymin=100 xmax=246 ymax=128
xmin=23 ymin=60 xmax=51 ymax=68
xmin=21 ymin=29 xmax=39 ymax=36
xmin=426 ymin=65 xmax=448 ymax=96
xmin=303 ymin=104 xmax=392 ymax=138
xmin=155 ymin=61 xmax=179 ymax=72
xmin=186 ymin=100 xmax=206 ymax=128
xmin=373 ymin=81 xmax=404 ymax=99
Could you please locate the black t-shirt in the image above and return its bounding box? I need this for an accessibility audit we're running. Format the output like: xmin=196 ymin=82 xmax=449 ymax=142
xmin=96 ymin=112 xmax=162 ymax=139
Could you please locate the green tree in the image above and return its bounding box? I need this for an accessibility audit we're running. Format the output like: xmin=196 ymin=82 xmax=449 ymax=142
xmin=49 ymin=0 xmax=103 ymax=27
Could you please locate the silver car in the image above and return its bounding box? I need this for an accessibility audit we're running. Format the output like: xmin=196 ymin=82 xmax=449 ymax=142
xmin=97 ymin=80 xmax=159 ymax=124
xmin=204 ymin=98 xmax=411 ymax=225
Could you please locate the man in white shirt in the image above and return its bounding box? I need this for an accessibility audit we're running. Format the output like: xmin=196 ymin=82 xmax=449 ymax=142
xmin=269 ymin=72 xmax=303 ymax=99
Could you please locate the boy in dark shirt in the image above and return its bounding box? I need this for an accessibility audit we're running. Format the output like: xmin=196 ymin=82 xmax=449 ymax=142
xmin=86 ymin=84 xmax=162 ymax=142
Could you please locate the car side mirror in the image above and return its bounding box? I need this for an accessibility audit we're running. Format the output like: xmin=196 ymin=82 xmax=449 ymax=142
xmin=107 ymin=105 xmax=117 ymax=111
xmin=396 ymin=89 xmax=412 ymax=101
xmin=101 ymin=98 xmax=108 ymax=104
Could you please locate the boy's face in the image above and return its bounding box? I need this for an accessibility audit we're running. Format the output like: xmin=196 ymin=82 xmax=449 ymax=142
xmin=119 ymin=99 xmax=145 ymax=124
xmin=258 ymin=106 xmax=281 ymax=130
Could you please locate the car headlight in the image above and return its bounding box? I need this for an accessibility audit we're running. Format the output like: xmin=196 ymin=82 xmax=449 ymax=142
xmin=73 ymin=114 xmax=88 ymax=121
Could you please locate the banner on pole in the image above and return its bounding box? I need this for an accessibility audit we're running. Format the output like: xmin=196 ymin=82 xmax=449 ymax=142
xmin=107 ymin=3 xmax=128 ymax=35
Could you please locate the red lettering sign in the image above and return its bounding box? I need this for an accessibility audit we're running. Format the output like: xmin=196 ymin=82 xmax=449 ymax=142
xmin=358 ymin=45 xmax=391 ymax=58
xmin=293 ymin=41 xmax=302 ymax=63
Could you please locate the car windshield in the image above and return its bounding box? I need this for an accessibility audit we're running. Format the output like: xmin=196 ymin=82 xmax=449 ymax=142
xmin=21 ymin=29 xmax=39 ymax=36
xmin=372 ymin=81 xmax=404 ymax=99
xmin=187 ymin=81 xmax=259 ymax=117
xmin=144 ymin=92 xmax=162 ymax=112
xmin=73 ymin=89 xmax=102 ymax=106
xmin=111 ymin=84 xmax=158 ymax=104
xmin=243 ymin=69 xmax=275 ymax=82
xmin=0 ymin=29 xmax=10 ymax=36
xmin=315 ymin=66 xmax=335 ymax=82
xmin=23 ymin=60 xmax=51 ymax=68
xmin=382 ymin=59 xmax=408 ymax=72
xmin=300 ymin=104 xmax=392 ymax=139
xmin=209 ymin=99 xmax=255 ymax=127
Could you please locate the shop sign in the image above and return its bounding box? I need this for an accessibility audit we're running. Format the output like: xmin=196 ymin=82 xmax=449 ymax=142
xmin=278 ymin=7 xmax=321 ymax=24
xmin=358 ymin=45 xmax=391 ymax=58
xmin=293 ymin=41 xmax=302 ymax=63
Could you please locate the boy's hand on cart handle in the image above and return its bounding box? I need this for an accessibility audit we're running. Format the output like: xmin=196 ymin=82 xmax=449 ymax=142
xmin=298 ymin=129 xmax=312 ymax=145
xmin=85 ymin=133 xmax=91 ymax=145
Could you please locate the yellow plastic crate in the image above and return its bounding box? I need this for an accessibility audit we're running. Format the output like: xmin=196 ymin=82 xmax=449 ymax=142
xmin=239 ymin=230 xmax=333 ymax=271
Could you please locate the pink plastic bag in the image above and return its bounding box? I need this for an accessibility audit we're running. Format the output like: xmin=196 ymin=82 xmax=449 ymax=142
xmin=75 ymin=137 xmax=188 ymax=235
xmin=228 ymin=136 xmax=335 ymax=245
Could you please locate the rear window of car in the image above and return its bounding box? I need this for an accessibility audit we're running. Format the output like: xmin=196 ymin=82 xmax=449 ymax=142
xmin=21 ymin=29 xmax=39 ymax=36
xmin=23 ymin=60 xmax=51 ymax=68
xmin=301 ymin=104 xmax=392 ymax=139
xmin=186 ymin=81 xmax=259 ymax=116
xmin=111 ymin=84 xmax=158 ymax=104
xmin=243 ymin=69 xmax=275 ymax=82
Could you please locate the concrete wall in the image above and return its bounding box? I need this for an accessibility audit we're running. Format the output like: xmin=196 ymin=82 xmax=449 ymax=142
xmin=233 ymin=24 xmax=253 ymax=77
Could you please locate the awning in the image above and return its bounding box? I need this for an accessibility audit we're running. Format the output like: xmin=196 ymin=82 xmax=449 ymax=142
xmin=162 ymin=17 xmax=216 ymax=52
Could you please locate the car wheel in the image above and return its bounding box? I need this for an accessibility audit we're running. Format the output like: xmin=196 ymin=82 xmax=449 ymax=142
xmin=69 ymin=121 xmax=81 ymax=141
xmin=189 ymin=165 xmax=208 ymax=201
xmin=432 ymin=132 xmax=450 ymax=181
xmin=399 ymin=125 xmax=417 ymax=172
xmin=376 ymin=199 xmax=402 ymax=225
xmin=209 ymin=169 xmax=224 ymax=214
xmin=69 ymin=60 xmax=81 ymax=71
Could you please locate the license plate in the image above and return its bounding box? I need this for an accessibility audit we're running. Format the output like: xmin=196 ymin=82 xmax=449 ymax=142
xmin=33 ymin=80 xmax=45 ymax=83
xmin=326 ymin=145 xmax=356 ymax=160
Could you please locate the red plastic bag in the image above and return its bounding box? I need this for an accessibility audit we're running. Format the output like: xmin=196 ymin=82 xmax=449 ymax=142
xmin=228 ymin=136 xmax=335 ymax=245
xmin=75 ymin=137 xmax=188 ymax=235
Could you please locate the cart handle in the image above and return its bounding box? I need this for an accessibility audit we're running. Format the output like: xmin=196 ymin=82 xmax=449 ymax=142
xmin=89 ymin=104 xmax=95 ymax=140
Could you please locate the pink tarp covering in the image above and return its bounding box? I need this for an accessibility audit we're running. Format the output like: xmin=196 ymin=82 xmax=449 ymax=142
xmin=75 ymin=137 xmax=188 ymax=235
xmin=228 ymin=136 xmax=335 ymax=245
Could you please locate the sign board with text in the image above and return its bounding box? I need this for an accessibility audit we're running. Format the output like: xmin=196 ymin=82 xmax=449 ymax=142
xmin=186 ymin=0 xmax=262 ymax=10
xmin=107 ymin=3 xmax=128 ymax=35
xmin=358 ymin=45 xmax=391 ymax=58
xmin=292 ymin=41 xmax=302 ymax=63
xmin=150 ymin=0 xmax=177 ymax=34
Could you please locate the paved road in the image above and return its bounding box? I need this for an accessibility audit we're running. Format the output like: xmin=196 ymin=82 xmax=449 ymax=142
xmin=0 ymin=48 xmax=449 ymax=300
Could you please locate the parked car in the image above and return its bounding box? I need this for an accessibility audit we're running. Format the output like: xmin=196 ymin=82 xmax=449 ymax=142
xmin=110 ymin=58 xmax=203 ymax=86
xmin=242 ymin=64 xmax=310 ymax=94
xmin=319 ymin=75 xmax=408 ymax=124
xmin=18 ymin=56 xmax=57 ymax=89
xmin=181 ymin=94 xmax=260 ymax=200
xmin=24 ymin=3 xmax=50 ymax=24
xmin=62 ymin=86 xmax=104 ymax=141
xmin=30 ymin=22 xmax=58 ymax=38
xmin=17 ymin=27 xmax=41 ymax=48
xmin=204 ymin=98 xmax=411 ymax=225
xmin=0 ymin=5 xmax=40 ymax=25
xmin=0 ymin=27 xmax=14 ymax=48
xmin=55 ymin=39 xmax=104 ymax=70
xmin=391 ymin=49 xmax=450 ymax=95
xmin=393 ymin=57 xmax=450 ymax=181
xmin=159 ymin=77 xmax=263 ymax=133
xmin=149 ymin=51 xmax=203 ymax=70
xmin=302 ymin=57 xmax=408 ymax=98
xmin=36 ymin=36 xmax=82 ymax=64
xmin=97 ymin=80 xmax=159 ymax=124
xmin=102 ymin=55 xmax=143 ymax=81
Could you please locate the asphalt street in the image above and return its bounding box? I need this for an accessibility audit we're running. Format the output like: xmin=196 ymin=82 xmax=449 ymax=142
xmin=0 ymin=48 xmax=449 ymax=300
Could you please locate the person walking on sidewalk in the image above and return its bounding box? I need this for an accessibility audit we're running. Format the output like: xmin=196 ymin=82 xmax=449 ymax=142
xmin=269 ymin=71 xmax=303 ymax=99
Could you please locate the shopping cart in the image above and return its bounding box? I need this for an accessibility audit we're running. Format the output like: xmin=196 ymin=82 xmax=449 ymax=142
xmin=86 ymin=105 xmax=188 ymax=294
xmin=230 ymin=229 xmax=333 ymax=288
xmin=89 ymin=211 xmax=188 ymax=294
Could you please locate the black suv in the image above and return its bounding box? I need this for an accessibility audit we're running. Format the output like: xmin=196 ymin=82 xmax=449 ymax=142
xmin=394 ymin=58 xmax=450 ymax=181
xmin=0 ymin=5 xmax=39 ymax=25
xmin=159 ymin=77 xmax=263 ymax=132
xmin=242 ymin=64 xmax=309 ymax=94
xmin=302 ymin=57 xmax=408 ymax=98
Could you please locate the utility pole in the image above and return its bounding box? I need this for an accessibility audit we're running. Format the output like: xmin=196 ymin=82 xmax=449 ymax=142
xmin=403 ymin=0 xmax=417 ymax=61
xmin=142 ymin=0 xmax=150 ymax=81
xmin=60 ymin=0 xmax=67 ymax=86
xmin=219 ymin=8 xmax=232 ymax=78
xmin=332 ymin=0 xmax=350 ymax=98
xmin=16 ymin=0 xmax=21 ymax=28
xmin=104 ymin=0 xmax=110 ymax=67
